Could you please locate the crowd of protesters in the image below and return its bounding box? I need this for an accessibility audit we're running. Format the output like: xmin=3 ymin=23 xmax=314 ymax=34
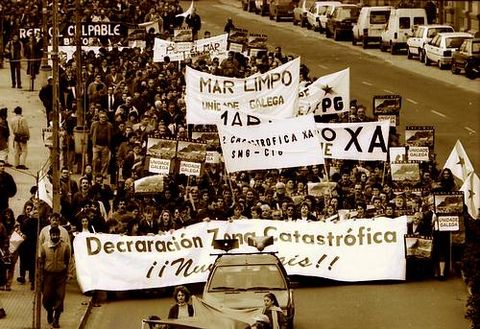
xmin=0 ymin=3 xmax=478 ymax=315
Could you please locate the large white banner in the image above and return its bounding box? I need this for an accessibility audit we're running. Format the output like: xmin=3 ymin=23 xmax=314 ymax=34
xmin=186 ymin=58 xmax=300 ymax=125
xmin=74 ymin=217 xmax=407 ymax=292
xmin=298 ymin=68 xmax=350 ymax=116
xmin=153 ymin=34 xmax=228 ymax=62
xmin=217 ymin=115 xmax=324 ymax=172
xmin=316 ymin=121 xmax=390 ymax=161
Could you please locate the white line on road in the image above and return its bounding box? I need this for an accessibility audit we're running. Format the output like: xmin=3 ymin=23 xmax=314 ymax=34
xmin=383 ymin=89 xmax=394 ymax=94
xmin=465 ymin=126 xmax=477 ymax=134
xmin=431 ymin=110 xmax=447 ymax=118
xmin=317 ymin=64 xmax=329 ymax=69
xmin=362 ymin=81 xmax=373 ymax=86
xmin=406 ymin=98 xmax=418 ymax=104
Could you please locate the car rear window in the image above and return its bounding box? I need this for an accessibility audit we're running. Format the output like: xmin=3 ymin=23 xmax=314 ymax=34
xmin=413 ymin=17 xmax=425 ymax=26
xmin=472 ymin=42 xmax=480 ymax=54
xmin=428 ymin=27 xmax=453 ymax=38
xmin=446 ymin=37 xmax=469 ymax=49
xmin=370 ymin=11 xmax=390 ymax=24
xmin=209 ymin=265 xmax=286 ymax=291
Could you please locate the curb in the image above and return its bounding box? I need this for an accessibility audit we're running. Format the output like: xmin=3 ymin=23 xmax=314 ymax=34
xmin=77 ymin=296 xmax=94 ymax=329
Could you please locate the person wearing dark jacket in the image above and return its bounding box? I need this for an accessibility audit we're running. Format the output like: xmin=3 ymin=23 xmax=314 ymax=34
xmin=185 ymin=8 xmax=201 ymax=40
xmin=167 ymin=285 xmax=194 ymax=319
xmin=0 ymin=159 xmax=16 ymax=213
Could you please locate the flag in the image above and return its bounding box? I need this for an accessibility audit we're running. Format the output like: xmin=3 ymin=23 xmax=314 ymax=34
xmin=176 ymin=1 xmax=194 ymax=18
xmin=38 ymin=175 xmax=53 ymax=208
xmin=443 ymin=140 xmax=474 ymax=182
xmin=138 ymin=18 xmax=163 ymax=33
xmin=460 ymin=172 xmax=480 ymax=219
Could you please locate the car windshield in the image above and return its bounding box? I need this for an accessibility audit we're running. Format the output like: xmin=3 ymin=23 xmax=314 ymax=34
xmin=446 ymin=37 xmax=469 ymax=49
xmin=209 ymin=264 xmax=287 ymax=291
xmin=337 ymin=7 xmax=357 ymax=20
xmin=427 ymin=27 xmax=454 ymax=38
xmin=472 ymin=42 xmax=480 ymax=54
xmin=370 ymin=11 xmax=390 ymax=24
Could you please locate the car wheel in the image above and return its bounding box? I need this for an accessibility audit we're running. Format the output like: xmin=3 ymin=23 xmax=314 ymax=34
xmin=334 ymin=29 xmax=340 ymax=41
xmin=326 ymin=28 xmax=331 ymax=38
xmin=390 ymin=43 xmax=396 ymax=55
xmin=293 ymin=18 xmax=297 ymax=25
xmin=275 ymin=14 xmax=280 ymax=22
xmin=380 ymin=42 xmax=386 ymax=52
xmin=318 ymin=25 xmax=324 ymax=33
xmin=269 ymin=12 xmax=273 ymax=20
xmin=424 ymin=53 xmax=430 ymax=66
xmin=407 ymin=48 xmax=413 ymax=59
xmin=419 ymin=50 xmax=425 ymax=62
xmin=439 ymin=61 xmax=447 ymax=70
xmin=465 ymin=63 xmax=477 ymax=80
xmin=352 ymin=37 xmax=357 ymax=45
xmin=362 ymin=38 xmax=368 ymax=49
xmin=301 ymin=19 xmax=306 ymax=28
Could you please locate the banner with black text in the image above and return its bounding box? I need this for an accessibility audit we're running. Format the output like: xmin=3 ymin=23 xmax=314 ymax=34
xmin=186 ymin=58 xmax=300 ymax=125
xmin=74 ymin=217 xmax=407 ymax=292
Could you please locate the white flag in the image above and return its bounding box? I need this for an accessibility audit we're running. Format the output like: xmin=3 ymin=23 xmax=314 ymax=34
xmin=38 ymin=175 xmax=53 ymax=208
xmin=460 ymin=172 xmax=480 ymax=219
xmin=443 ymin=140 xmax=474 ymax=182
xmin=297 ymin=68 xmax=350 ymax=116
xmin=176 ymin=1 xmax=194 ymax=18
xmin=138 ymin=19 xmax=163 ymax=33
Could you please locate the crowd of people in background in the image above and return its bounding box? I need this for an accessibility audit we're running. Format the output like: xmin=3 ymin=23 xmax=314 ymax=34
xmin=0 ymin=3 xmax=477 ymax=319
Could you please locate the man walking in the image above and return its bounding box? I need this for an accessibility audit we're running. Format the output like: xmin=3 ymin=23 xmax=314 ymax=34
xmin=4 ymin=35 xmax=23 ymax=89
xmin=39 ymin=226 xmax=70 ymax=328
xmin=90 ymin=111 xmax=113 ymax=177
xmin=39 ymin=76 xmax=54 ymax=126
xmin=10 ymin=106 xmax=30 ymax=169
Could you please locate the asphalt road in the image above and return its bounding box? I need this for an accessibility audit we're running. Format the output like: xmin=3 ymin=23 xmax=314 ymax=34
xmin=84 ymin=278 xmax=470 ymax=329
xmin=197 ymin=0 xmax=480 ymax=172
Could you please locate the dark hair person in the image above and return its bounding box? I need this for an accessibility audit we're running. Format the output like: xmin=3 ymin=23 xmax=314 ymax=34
xmin=167 ymin=285 xmax=194 ymax=319
xmin=262 ymin=292 xmax=287 ymax=329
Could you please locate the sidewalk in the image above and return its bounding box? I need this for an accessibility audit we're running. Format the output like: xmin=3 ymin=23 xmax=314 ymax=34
xmin=0 ymin=63 xmax=92 ymax=329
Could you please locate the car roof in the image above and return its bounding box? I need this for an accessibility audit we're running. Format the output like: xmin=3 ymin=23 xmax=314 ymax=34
xmin=214 ymin=253 xmax=281 ymax=266
xmin=437 ymin=32 xmax=473 ymax=39
xmin=419 ymin=24 xmax=454 ymax=29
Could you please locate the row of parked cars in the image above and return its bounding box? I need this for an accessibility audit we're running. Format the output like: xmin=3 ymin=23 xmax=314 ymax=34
xmin=241 ymin=0 xmax=480 ymax=79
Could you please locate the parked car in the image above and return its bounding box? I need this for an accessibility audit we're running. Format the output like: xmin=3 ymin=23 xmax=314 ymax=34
xmin=325 ymin=4 xmax=360 ymax=41
xmin=380 ymin=8 xmax=427 ymax=54
xmin=255 ymin=0 xmax=270 ymax=16
xmin=451 ymin=38 xmax=480 ymax=78
xmin=424 ymin=32 xmax=473 ymax=69
xmin=242 ymin=0 xmax=257 ymax=12
xmin=352 ymin=6 xmax=392 ymax=48
xmin=293 ymin=0 xmax=313 ymax=27
xmin=203 ymin=238 xmax=295 ymax=329
xmin=406 ymin=24 xmax=454 ymax=60
xmin=269 ymin=0 xmax=299 ymax=21
xmin=306 ymin=1 xmax=341 ymax=33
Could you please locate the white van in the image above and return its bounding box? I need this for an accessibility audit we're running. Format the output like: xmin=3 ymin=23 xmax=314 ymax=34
xmin=352 ymin=6 xmax=393 ymax=48
xmin=380 ymin=8 xmax=427 ymax=54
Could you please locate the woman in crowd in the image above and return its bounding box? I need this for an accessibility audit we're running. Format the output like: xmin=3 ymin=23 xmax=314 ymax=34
xmin=167 ymin=285 xmax=194 ymax=319
xmin=262 ymin=292 xmax=287 ymax=329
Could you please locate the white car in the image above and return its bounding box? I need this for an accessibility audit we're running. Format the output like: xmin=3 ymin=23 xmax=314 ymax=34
xmin=293 ymin=0 xmax=313 ymax=27
xmin=306 ymin=1 xmax=341 ymax=32
xmin=424 ymin=32 xmax=473 ymax=69
xmin=406 ymin=24 xmax=454 ymax=61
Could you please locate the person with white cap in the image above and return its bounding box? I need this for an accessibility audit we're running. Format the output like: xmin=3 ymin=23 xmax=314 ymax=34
xmin=39 ymin=76 xmax=54 ymax=126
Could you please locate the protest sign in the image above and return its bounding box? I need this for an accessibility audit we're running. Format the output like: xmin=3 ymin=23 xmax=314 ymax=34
xmin=177 ymin=139 xmax=207 ymax=176
xmin=433 ymin=191 xmax=464 ymax=215
xmin=191 ymin=126 xmax=221 ymax=150
xmin=405 ymin=126 xmax=435 ymax=148
xmin=390 ymin=162 xmax=421 ymax=183
xmin=247 ymin=33 xmax=268 ymax=57
xmin=73 ymin=217 xmax=408 ymax=292
xmin=174 ymin=28 xmax=193 ymax=42
xmin=373 ymin=95 xmax=401 ymax=126
xmin=42 ymin=128 xmax=53 ymax=147
xmin=404 ymin=235 xmax=433 ymax=259
xmin=307 ymin=182 xmax=338 ymax=197
xmin=134 ymin=175 xmax=164 ymax=194
xmin=315 ymin=121 xmax=390 ymax=161
xmin=228 ymin=28 xmax=248 ymax=52
xmin=218 ymin=115 xmax=324 ymax=172
xmin=407 ymin=147 xmax=429 ymax=162
xmin=298 ymin=68 xmax=350 ymax=116
xmin=146 ymin=138 xmax=177 ymax=158
xmin=437 ymin=216 xmax=460 ymax=231
xmin=148 ymin=158 xmax=171 ymax=175
xmin=186 ymin=58 xmax=300 ymax=125
xmin=389 ymin=146 xmax=407 ymax=163
xmin=153 ymin=34 xmax=228 ymax=62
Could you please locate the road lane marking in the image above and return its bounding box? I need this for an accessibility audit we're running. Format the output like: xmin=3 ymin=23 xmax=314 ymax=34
xmin=406 ymin=98 xmax=418 ymax=104
xmin=431 ymin=110 xmax=447 ymax=118
xmin=317 ymin=64 xmax=329 ymax=69
xmin=362 ymin=81 xmax=373 ymax=86
xmin=465 ymin=126 xmax=476 ymax=134
xmin=383 ymin=89 xmax=394 ymax=94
